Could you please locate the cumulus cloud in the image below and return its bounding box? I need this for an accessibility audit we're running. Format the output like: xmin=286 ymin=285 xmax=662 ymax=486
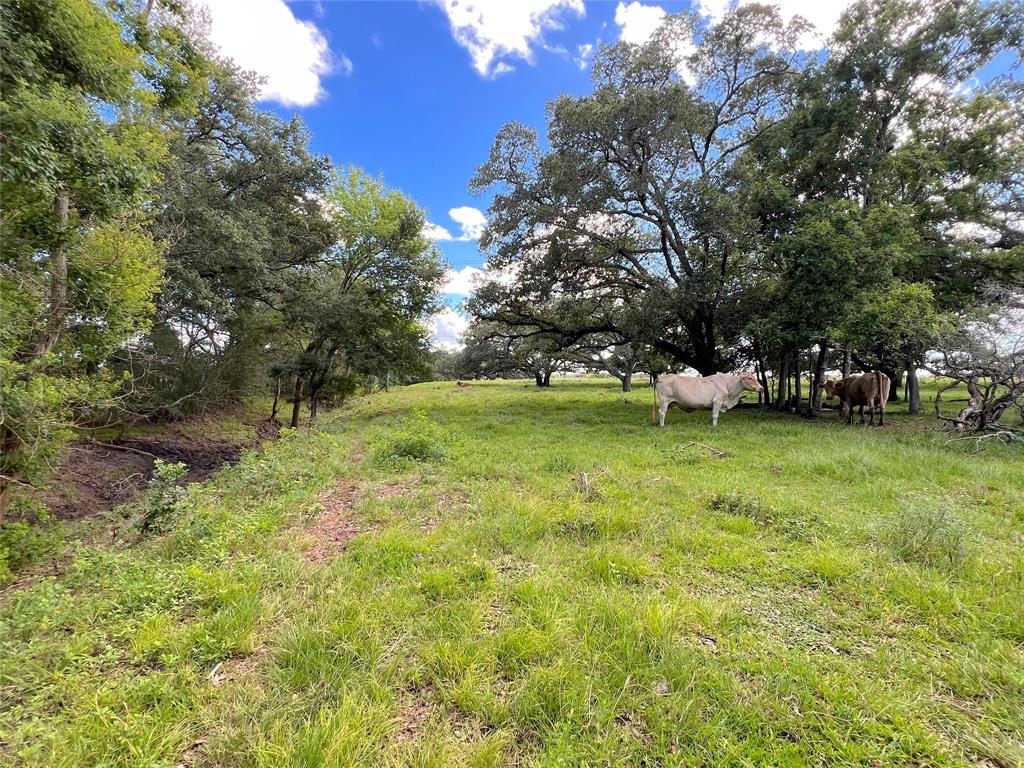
xmin=574 ymin=42 xmax=594 ymax=70
xmin=193 ymin=0 xmax=346 ymax=107
xmin=694 ymin=0 xmax=858 ymax=50
xmin=424 ymin=221 xmax=454 ymax=241
xmin=449 ymin=206 xmax=488 ymax=240
xmin=614 ymin=1 xmax=666 ymax=45
xmin=613 ymin=2 xmax=695 ymax=82
xmin=613 ymin=1 xmax=858 ymax=58
xmin=429 ymin=306 xmax=470 ymax=350
xmin=443 ymin=266 xmax=487 ymax=295
xmin=433 ymin=0 xmax=585 ymax=78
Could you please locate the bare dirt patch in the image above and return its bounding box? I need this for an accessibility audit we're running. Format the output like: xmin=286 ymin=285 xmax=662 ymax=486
xmin=209 ymin=645 xmax=271 ymax=689
xmin=300 ymin=483 xmax=365 ymax=563
xmin=39 ymin=420 xmax=281 ymax=522
xmin=395 ymin=687 xmax=436 ymax=743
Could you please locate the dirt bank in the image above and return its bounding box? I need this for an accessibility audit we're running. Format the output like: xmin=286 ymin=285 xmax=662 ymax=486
xmin=39 ymin=419 xmax=281 ymax=522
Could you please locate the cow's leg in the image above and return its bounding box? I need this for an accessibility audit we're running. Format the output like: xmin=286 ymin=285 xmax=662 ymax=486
xmin=867 ymin=401 xmax=875 ymax=426
xmin=658 ymin=403 xmax=668 ymax=427
xmin=878 ymin=401 xmax=886 ymax=426
xmin=711 ymin=401 xmax=722 ymax=427
xmin=858 ymin=404 xmax=865 ymax=425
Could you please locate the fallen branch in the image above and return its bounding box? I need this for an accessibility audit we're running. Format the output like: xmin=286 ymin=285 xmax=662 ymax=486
xmin=86 ymin=438 xmax=159 ymax=460
xmin=944 ymin=430 xmax=1024 ymax=450
xmin=677 ymin=442 xmax=727 ymax=459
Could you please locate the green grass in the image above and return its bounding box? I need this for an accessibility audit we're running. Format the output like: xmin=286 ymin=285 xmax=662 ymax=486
xmin=2 ymin=379 xmax=1022 ymax=767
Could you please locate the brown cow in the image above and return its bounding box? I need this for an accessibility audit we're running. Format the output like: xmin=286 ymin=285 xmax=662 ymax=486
xmin=821 ymin=371 xmax=891 ymax=426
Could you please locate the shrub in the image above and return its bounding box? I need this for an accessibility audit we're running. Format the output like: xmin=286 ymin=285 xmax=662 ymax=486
xmin=138 ymin=459 xmax=188 ymax=534
xmin=875 ymin=495 xmax=973 ymax=569
xmin=373 ymin=411 xmax=448 ymax=465
xmin=0 ymin=497 xmax=63 ymax=584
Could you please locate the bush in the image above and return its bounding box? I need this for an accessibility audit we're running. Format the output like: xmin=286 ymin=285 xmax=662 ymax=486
xmin=0 ymin=497 xmax=63 ymax=584
xmin=373 ymin=411 xmax=448 ymax=465
xmin=138 ymin=459 xmax=189 ymax=534
xmin=875 ymin=495 xmax=973 ymax=569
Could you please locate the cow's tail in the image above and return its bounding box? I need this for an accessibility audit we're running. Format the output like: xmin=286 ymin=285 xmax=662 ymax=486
xmin=877 ymin=370 xmax=890 ymax=405
xmin=651 ymin=376 xmax=659 ymax=426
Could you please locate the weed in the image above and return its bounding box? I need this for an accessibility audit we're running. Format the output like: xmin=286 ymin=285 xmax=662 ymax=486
xmin=707 ymin=491 xmax=778 ymax=525
xmin=0 ymin=497 xmax=63 ymax=583
xmin=137 ymin=459 xmax=188 ymax=534
xmin=874 ymin=494 xmax=974 ymax=569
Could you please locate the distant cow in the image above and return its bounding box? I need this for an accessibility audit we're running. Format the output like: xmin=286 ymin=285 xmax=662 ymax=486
xmin=653 ymin=372 xmax=764 ymax=427
xmin=821 ymin=371 xmax=890 ymax=426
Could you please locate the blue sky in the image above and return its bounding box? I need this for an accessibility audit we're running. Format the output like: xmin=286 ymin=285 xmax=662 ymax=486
xmin=194 ymin=0 xmax=1009 ymax=346
xmin=201 ymin=0 xmax=760 ymax=343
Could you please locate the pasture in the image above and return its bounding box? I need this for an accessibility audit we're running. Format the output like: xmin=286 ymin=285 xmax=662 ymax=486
xmin=2 ymin=379 xmax=1022 ymax=767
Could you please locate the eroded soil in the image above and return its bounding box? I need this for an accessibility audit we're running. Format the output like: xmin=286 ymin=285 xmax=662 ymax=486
xmin=39 ymin=419 xmax=281 ymax=521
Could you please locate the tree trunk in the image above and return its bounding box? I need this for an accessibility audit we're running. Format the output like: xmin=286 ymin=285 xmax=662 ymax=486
xmin=906 ymin=364 xmax=921 ymax=415
xmin=755 ymin=363 xmax=769 ymax=408
xmin=290 ymin=377 xmax=304 ymax=429
xmin=309 ymin=397 xmax=319 ymax=421
xmin=794 ymin=352 xmax=802 ymax=409
xmin=383 ymin=371 xmax=391 ymax=392
xmin=811 ymin=342 xmax=829 ymax=412
xmin=543 ymin=368 xmax=552 ymax=387
xmin=775 ymin=356 xmax=790 ymax=409
xmin=33 ymin=190 xmax=71 ymax=358
xmin=887 ymin=368 xmax=902 ymax=401
xmin=534 ymin=370 xmax=544 ymax=387
xmin=271 ymin=376 xmax=282 ymax=421
xmin=621 ymin=369 xmax=632 ymax=392
xmin=841 ymin=348 xmax=851 ymax=378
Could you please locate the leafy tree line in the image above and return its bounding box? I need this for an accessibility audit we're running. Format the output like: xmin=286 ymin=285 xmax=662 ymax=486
xmin=462 ymin=0 xmax=1023 ymax=415
xmin=0 ymin=0 xmax=443 ymax=515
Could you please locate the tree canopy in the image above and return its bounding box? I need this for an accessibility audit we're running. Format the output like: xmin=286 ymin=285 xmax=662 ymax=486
xmin=464 ymin=0 xmax=1023 ymax=414
xmin=0 ymin=0 xmax=445 ymax=514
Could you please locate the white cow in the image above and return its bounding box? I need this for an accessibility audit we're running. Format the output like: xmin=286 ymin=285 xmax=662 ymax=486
xmin=652 ymin=372 xmax=764 ymax=427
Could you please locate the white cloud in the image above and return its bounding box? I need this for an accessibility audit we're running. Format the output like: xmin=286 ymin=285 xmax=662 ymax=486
xmin=614 ymin=1 xmax=666 ymax=45
xmin=429 ymin=306 xmax=470 ymax=350
xmin=613 ymin=2 xmax=695 ymax=82
xmin=433 ymin=0 xmax=585 ymax=78
xmin=424 ymin=221 xmax=454 ymax=241
xmin=193 ymin=0 xmax=345 ymax=107
xmin=575 ymin=42 xmax=594 ymax=70
xmin=695 ymin=0 xmax=858 ymax=50
xmin=443 ymin=266 xmax=487 ymax=295
xmin=449 ymin=206 xmax=488 ymax=240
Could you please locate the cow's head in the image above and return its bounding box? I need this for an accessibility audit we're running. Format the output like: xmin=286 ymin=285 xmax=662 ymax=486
xmin=820 ymin=379 xmax=846 ymax=399
xmin=739 ymin=372 xmax=763 ymax=392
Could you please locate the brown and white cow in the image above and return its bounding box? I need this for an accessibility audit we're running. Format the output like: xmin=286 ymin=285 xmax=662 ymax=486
xmin=821 ymin=371 xmax=891 ymax=426
xmin=652 ymin=372 xmax=763 ymax=427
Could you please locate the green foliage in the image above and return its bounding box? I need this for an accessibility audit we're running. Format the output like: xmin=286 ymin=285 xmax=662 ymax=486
xmin=0 ymin=0 xmax=202 ymax=510
xmin=138 ymin=460 xmax=188 ymax=534
xmin=277 ymin=167 xmax=445 ymax=419
xmin=874 ymin=495 xmax=975 ymax=569
xmin=0 ymin=497 xmax=63 ymax=584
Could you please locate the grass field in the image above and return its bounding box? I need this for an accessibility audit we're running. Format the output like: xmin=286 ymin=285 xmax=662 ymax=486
xmin=2 ymin=379 xmax=1022 ymax=767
